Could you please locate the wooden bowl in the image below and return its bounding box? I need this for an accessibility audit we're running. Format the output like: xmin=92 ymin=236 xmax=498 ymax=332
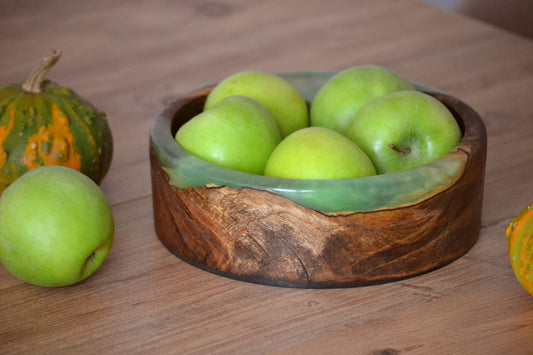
xmin=150 ymin=72 xmax=487 ymax=288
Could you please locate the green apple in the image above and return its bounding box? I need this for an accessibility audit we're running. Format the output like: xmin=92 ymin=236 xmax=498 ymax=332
xmin=0 ymin=165 xmax=114 ymax=287
xmin=310 ymin=65 xmax=415 ymax=134
xmin=345 ymin=90 xmax=462 ymax=174
xmin=264 ymin=127 xmax=376 ymax=180
xmin=176 ymin=95 xmax=281 ymax=175
xmin=204 ymin=71 xmax=308 ymax=138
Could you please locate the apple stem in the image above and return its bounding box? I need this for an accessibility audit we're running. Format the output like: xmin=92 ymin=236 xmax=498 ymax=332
xmin=389 ymin=143 xmax=411 ymax=155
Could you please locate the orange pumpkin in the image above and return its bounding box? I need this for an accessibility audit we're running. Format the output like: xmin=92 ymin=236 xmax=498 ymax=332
xmin=0 ymin=49 xmax=112 ymax=194
xmin=506 ymin=202 xmax=533 ymax=295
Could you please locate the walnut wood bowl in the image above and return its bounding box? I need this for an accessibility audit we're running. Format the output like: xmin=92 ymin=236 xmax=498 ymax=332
xmin=150 ymin=72 xmax=487 ymax=288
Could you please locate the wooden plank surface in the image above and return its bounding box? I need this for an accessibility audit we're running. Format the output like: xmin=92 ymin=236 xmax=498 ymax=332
xmin=1 ymin=0 xmax=533 ymax=353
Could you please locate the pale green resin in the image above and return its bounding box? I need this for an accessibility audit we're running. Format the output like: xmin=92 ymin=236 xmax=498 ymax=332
xmin=150 ymin=72 xmax=466 ymax=213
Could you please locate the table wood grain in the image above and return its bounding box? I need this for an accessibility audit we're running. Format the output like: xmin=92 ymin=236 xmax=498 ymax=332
xmin=1 ymin=0 xmax=533 ymax=353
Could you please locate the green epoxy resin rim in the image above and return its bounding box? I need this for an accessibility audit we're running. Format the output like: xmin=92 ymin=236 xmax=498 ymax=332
xmin=150 ymin=72 xmax=468 ymax=213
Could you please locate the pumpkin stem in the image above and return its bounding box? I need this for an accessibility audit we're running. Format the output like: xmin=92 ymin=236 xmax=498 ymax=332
xmin=22 ymin=49 xmax=62 ymax=93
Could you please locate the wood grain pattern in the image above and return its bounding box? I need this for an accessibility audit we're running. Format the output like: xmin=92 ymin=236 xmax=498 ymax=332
xmin=151 ymin=91 xmax=486 ymax=288
xmin=1 ymin=0 xmax=533 ymax=353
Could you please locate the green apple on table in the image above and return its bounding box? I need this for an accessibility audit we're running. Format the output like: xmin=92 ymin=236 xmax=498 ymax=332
xmin=204 ymin=70 xmax=308 ymax=138
xmin=345 ymin=90 xmax=462 ymax=174
xmin=176 ymin=95 xmax=282 ymax=175
xmin=264 ymin=126 xmax=376 ymax=180
xmin=0 ymin=165 xmax=114 ymax=287
xmin=310 ymin=65 xmax=415 ymax=134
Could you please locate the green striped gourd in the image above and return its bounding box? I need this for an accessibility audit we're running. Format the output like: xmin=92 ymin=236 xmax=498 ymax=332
xmin=0 ymin=49 xmax=112 ymax=194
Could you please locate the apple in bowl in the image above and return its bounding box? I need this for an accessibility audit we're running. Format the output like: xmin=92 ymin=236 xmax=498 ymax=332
xmin=264 ymin=126 xmax=376 ymax=180
xmin=310 ymin=65 xmax=415 ymax=134
xmin=345 ymin=90 xmax=462 ymax=174
xmin=176 ymin=95 xmax=281 ymax=175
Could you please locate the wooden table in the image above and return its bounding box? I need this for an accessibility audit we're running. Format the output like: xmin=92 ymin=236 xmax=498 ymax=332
xmin=1 ymin=0 xmax=533 ymax=353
